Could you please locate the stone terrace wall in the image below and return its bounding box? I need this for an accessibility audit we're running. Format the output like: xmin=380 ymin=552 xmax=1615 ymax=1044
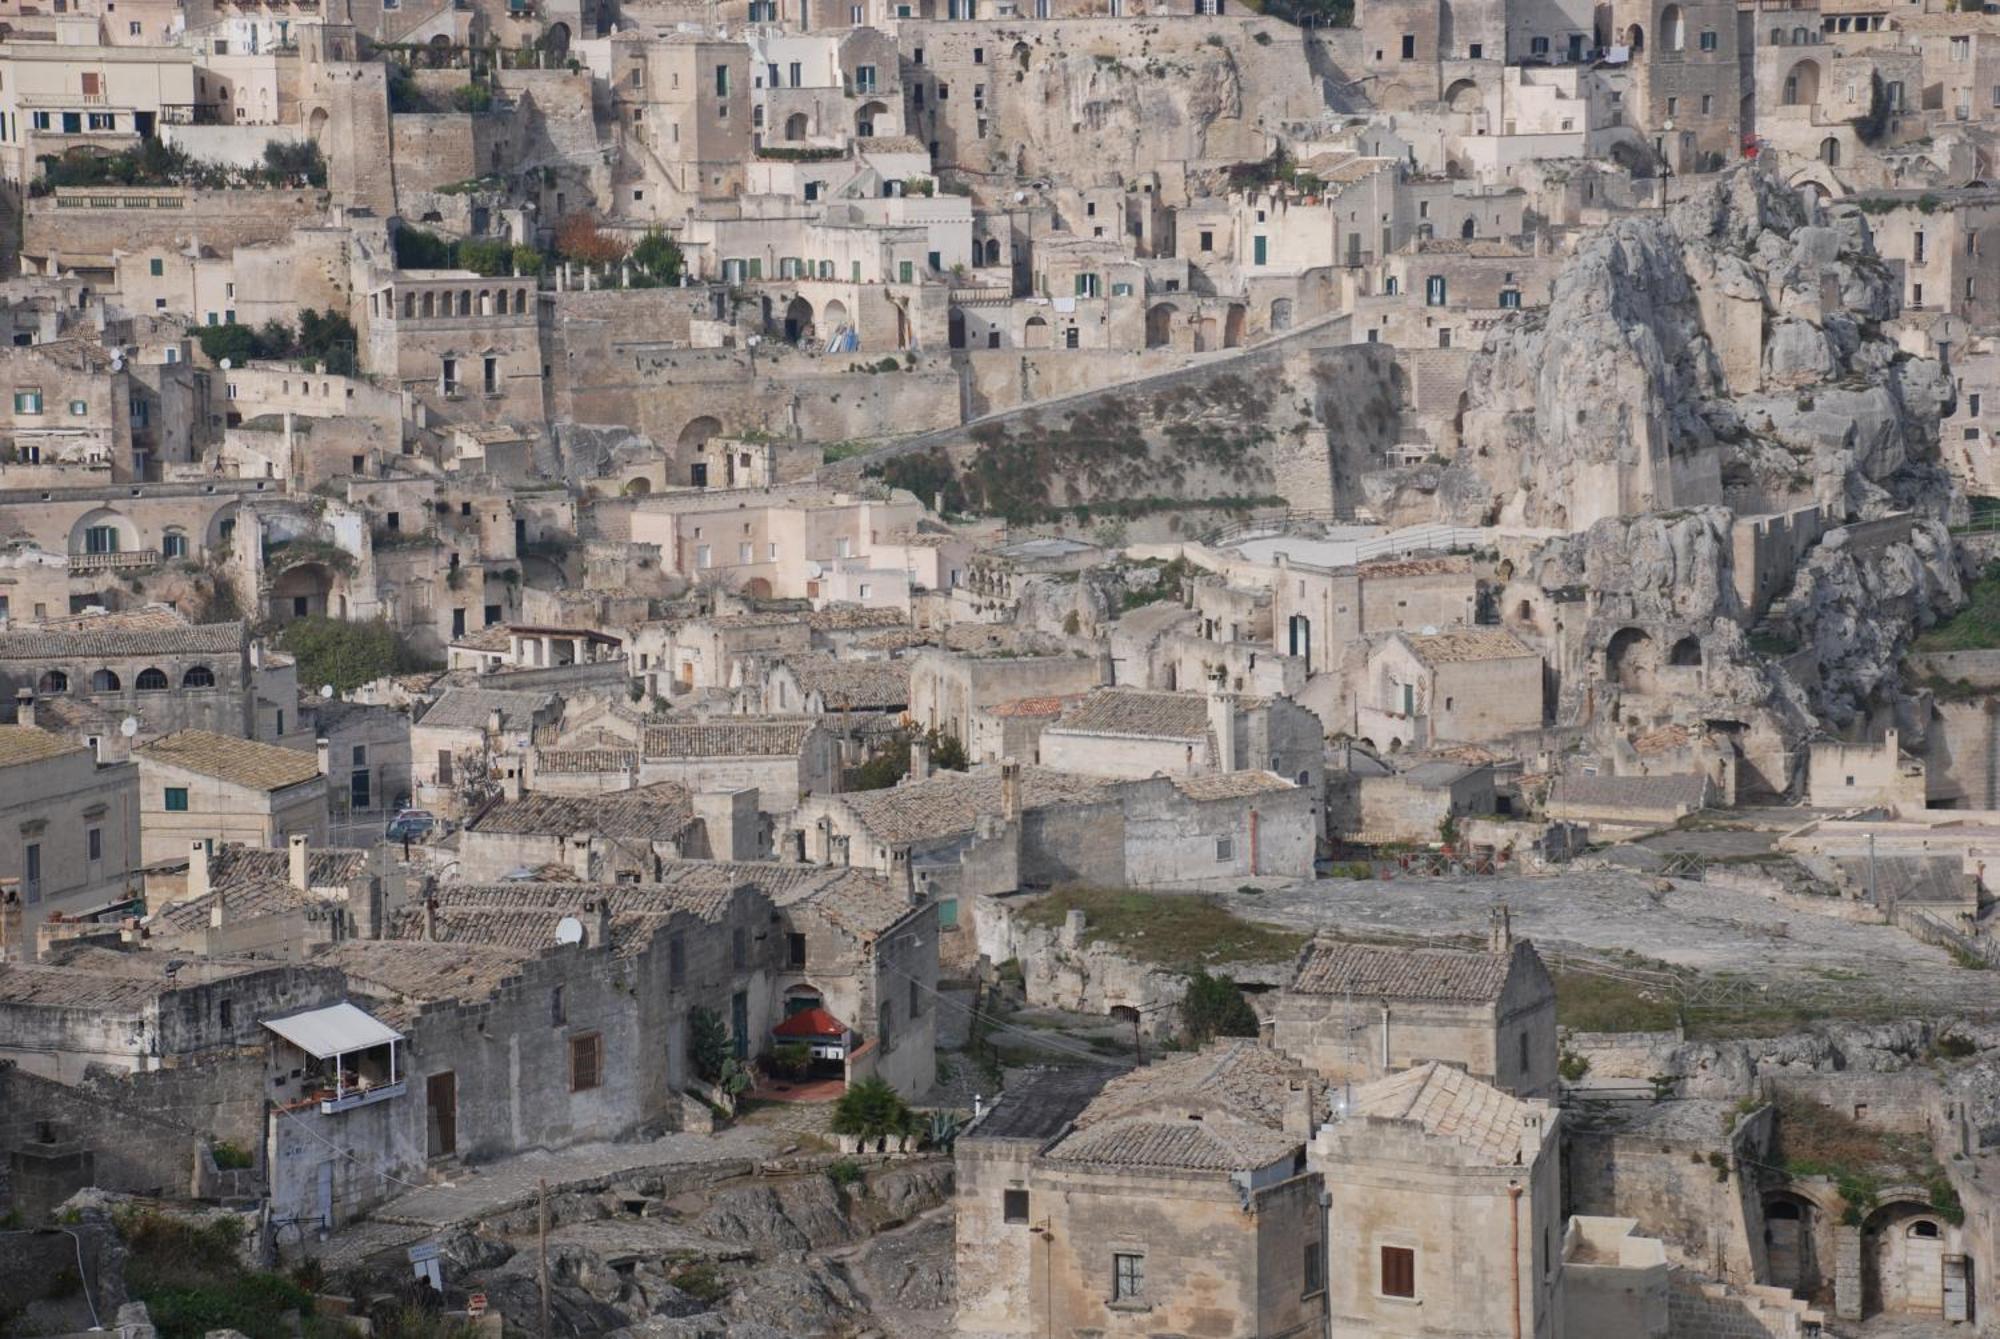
xmin=24 ymin=188 xmax=329 ymax=262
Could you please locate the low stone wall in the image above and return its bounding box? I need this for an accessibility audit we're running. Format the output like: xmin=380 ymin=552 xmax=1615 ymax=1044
xmin=1909 ymin=649 xmax=2000 ymax=690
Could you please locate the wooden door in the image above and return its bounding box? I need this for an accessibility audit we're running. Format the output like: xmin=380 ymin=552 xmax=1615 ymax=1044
xmin=427 ymin=1071 xmax=457 ymax=1158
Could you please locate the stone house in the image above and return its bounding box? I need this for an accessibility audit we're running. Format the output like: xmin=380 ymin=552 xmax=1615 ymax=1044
xmin=0 ymin=724 xmax=140 ymax=956
xmin=1268 ymin=552 xmax=1486 ymax=679
xmin=1310 ymin=1060 xmax=1565 ymax=1339
xmin=1806 ymin=728 xmax=1929 ymax=812
xmin=639 ymin=716 xmax=840 ymax=812
xmin=1036 ymin=686 xmax=1326 ymax=794
xmin=0 ymin=617 xmax=275 ymax=757
xmin=143 ymin=836 xmax=393 ymax=960
xmin=1545 ymin=770 xmax=1712 ymax=832
xmin=1350 ymin=756 xmax=1498 ymax=844
xmin=953 ymin=1041 xmax=1326 ymax=1339
xmin=309 ymin=699 xmax=413 ymax=824
xmin=1358 ymin=628 xmax=1544 ymax=751
xmin=408 ymin=686 xmax=562 ymax=816
xmin=133 ymin=728 xmax=328 ymax=866
xmin=1269 ymin=919 xmax=1559 ymax=1098
xmin=907 ymin=645 xmax=1105 ymax=748
xmin=754 ymin=653 xmax=911 ymax=716
xmin=456 ymin=784 xmax=699 ymax=882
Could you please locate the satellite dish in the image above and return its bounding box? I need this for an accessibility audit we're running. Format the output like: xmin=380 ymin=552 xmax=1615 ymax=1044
xmin=320 ymin=684 xmax=335 ymax=699
xmin=218 ymin=358 xmax=232 ymax=370
xmin=554 ymin=916 xmax=585 ymax=946
xmin=119 ymin=716 xmax=139 ymax=738
xmin=109 ymin=353 xmax=124 ymax=371
xmin=1013 ymin=191 xmax=1026 ymax=203
xmin=1421 ymin=625 xmax=1438 ymax=636
xmin=804 ymin=559 xmax=824 ymax=580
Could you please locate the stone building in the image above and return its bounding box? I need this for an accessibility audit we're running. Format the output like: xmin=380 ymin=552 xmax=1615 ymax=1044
xmin=456 ymin=784 xmax=699 ymax=882
xmin=639 ymin=716 xmax=841 ymax=813
xmin=408 ymin=686 xmax=562 ymax=816
xmin=1358 ymin=628 xmax=1544 ymax=751
xmin=1310 ymin=1059 xmax=1565 ymax=1339
xmin=908 ymin=645 xmax=1105 ymax=747
xmin=954 ymin=1041 xmax=1326 ymax=1339
xmin=144 ymin=836 xmax=393 ymax=960
xmin=1036 ymin=686 xmax=1326 ymax=795
xmin=0 ymin=724 xmax=140 ymax=956
xmin=133 ymin=728 xmax=328 ymax=865
xmin=1269 ymin=919 xmax=1559 ymax=1098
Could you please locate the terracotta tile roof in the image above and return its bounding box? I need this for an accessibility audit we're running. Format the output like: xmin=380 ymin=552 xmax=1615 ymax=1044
xmin=535 ymin=748 xmax=639 ymax=774
xmin=1549 ymin=772 xmax=1709 ymax=812
xmin=0 ymin=725 xmax=86 ymax=768
xmin=804 ymin=605 xmax=910 ymax=631
xmin=138 ymin=730 xmax=323 ymax=792
xmin=1400 ymin=629 xmax=1538 ymax=665
xmin=1289 ymin=940 xmax=1511 ymax=1002
xmin=417 ymin=688 xmax=558 ymax=732
xmin=836 ymin=765 xmax=1110 ymax=844
xmin=1358 ymin=554 xmax=1473 ymax=579
xmin=1344 ymin=1061 xmax=1545 ymax=1165
xmin=0 ymin=964 xmax=171 ymax=1011
xmin=449 ymin=624 xmax=515 ymax=652
xmin=782 ymin=656 xmax=911 ymax=710
xmin=1051 ymin=688 xmax=1212 ymax=742
xmin=986 ymin=695 xmax=1075 ymax=719
xmin=316 ymin=939 xmax=533 ymax=1024
xmin=0 ymin=619 xmax=246 ymax=661
xmin=1076 ymin=1039 xmax=1321 ymax=1132
xmin=644 ymin=717 xmax=819 ymax=758
xmin=1046 ymin=1116 xmax=1299 ymax=1172
xmin=468 ymin=783 xmax=694 ymax=841
xmin=1169 ymin=770 xmax=1298 ymax=801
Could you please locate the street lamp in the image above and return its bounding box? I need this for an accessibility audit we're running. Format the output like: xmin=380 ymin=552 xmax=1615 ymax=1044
xmin=1657 ymin=119 xmax=1676 ymax=215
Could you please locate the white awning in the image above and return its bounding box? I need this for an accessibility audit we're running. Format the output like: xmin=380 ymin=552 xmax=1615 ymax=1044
xmin=262 ymin=1002 xmax=403 ymax=1058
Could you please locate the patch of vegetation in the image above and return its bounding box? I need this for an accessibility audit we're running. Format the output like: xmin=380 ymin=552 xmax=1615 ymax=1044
xmin=755 ymin=145 xmax=847 ymax=162
xmin=665 ymin=1254 xmax=731 ymax=1305
xmin=192 ymin=309 xmax=358 ymax=375
xmin=1916 ymin=560 xmax=2000 ymax=652
xmin=262 ymin=140 xmax=328 ymax=187
xmin=277 ymin=616 xmax=436 ymax=695
xmin=848 ymin=727 xmax=970 ymax=790
xmin=1120 ymin=556 xmax=1192 ymax=611
xmin=831 ymin=1077 xmax=916 ymax=1138
xmin=1551 ymin=969 xmax=1682 ymax=1033
xmin=209 ymin=1141 xmax=253 ymax=1170
xmin=1772 ymin=1091 xmax=1963 ymax=1225
xmin=1018 ymin=887 xmax=1307 ymax=971
xmin=1851 ymin=71 xmax=1891 ymax=146
xmin=118 ymin=1210 xmax=319 ymax=1339
xmin=1180 ymin=969 xmax=1260 ymax=1044
xmin=457 ymin=237 xmax=545 ymax=278
xmin=1557 ymin=1046 xmax=1592 ymax=1083
xmin=826 ymin=1159 xmax=866 ymax=1188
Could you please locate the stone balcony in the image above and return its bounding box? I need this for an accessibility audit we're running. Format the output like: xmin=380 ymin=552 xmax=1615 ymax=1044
xmin=68 ymin=549 xmax=160 ymax=573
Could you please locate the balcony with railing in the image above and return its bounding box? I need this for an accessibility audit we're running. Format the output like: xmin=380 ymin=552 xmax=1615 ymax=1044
xmin=68 ymin=548 xmax=161 ymax=573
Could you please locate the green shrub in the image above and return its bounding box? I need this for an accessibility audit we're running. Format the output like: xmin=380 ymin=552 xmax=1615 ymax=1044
xmin=826 ymin=1158 xmax=865 ymax=1188
xmin=1180 ymin=969 xmax=1260 ymax=1045
xmin=450 ymin=84 xmax=493 ymax=114
xmin=830 ymin=1077 xmax=913 ymax=1138
xmin=210 ymin=1140 xmax=253 ymax=1170
xmin=277 ymin=616 xmax=435 ymax=696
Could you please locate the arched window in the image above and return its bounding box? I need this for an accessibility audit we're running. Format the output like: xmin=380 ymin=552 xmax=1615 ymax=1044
xmin=1662 ymin=4 xmax=1685 ymax=51
xmin=162 ymin=529 xmax=188 ymax=560
xmin=38 ymin=669 xmax=68 ymax=694
xmin=136 ymin=667 xmax=169 ymax=691
xmin=91 ymin=669 xmax=120 ymax=692
xmin=182 ymin=665 xmax=216 ymax=689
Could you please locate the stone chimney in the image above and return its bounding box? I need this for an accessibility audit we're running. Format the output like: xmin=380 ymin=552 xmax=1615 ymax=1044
xmin=910 ymin=736 xmax=931 ymax=781
xmin=891 ymin=846 xmax=915 ymax=900
xmin=1000 ymin=758 xmax=1022 ymax=822
xmin=14 ymin=688 xmax=33 ymax=729
xmin=249 ymin=641 xmax=264 ymax=670
xmin=422 ymin=894 xmax=439 ymax=942
xmin=487 ymin=708 xmax=504 ymax=737
xmin=210 ymin=893 xmax=226 ymax=929
xmin=1207 ymin=689 xmax=1239 ymax=772
xmin=288 ymin=833 xmax=311 ymax=892
xmin=1489 ymin=902 xmax=1514 ymax=955
xmin=315 ymin=737 xmax=331 ymax=777
xmin=1 ymin=885 xmax=24 ymax=962
xmin=187 ymin=839 xmax=211 ymax=900
xmin=1283 ymin=1082 xmax=1317 ymax=1139
xmin=593 ymin=898 xmax=612 ymax=948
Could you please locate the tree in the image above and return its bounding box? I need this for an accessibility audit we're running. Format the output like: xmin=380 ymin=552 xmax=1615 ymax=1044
xmin=191 ymin=322 xmax=264 ymax=367
xmin=1180 ymin=970 xmax=1260 ymax=1045
xmin=261 ymin=139 xmax=326 ymax=187
xmin=393 ymin=225 xmax=456 ymax=270
xmin=553 ymin=213 xmax=627 ymax=266
xmin=630 ymin=229 xmax=684 ymax=285
xmin=457 ymin=238 xmax=516 ymax=277
xmin=830 ymin=1077 xmax=915 ymax=1138
xmin=277 ymin=616 xmax=433 ymax=695
xmin=689 ymin=1004 xmax=732 ymax=1083
xmin=297 ymin=309 xmax=357 ymax=376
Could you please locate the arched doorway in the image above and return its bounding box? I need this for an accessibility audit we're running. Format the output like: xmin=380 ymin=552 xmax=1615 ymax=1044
xmin=1763 ymin=1194 xmax=1818 ymax=1296
xmin=307 ymin=107 xmax=329 ymax=140
xmin=1661 ymin=3 xmax=1685 ymax=50
xmin=1223 ymin=304 xmax=1247 ymax=348
xmin=983 ymin=237 xmax=1002 ymax=267
xmin=1820 ymin=137 xmax=1841 ymax=166
xmin=822 ymin=298 xmax=849 ymax=336
xmin=784 ymin=112 xmax=808 ymax=141
xmin=855 ymin=100 xmax=887 ymax=137
xmin=1624 ymin=22 xmax=1644 ymax=50
xmin=542 ymin=21 xmax=571 ymax=61
xmin=1269 ymin=298 xmax=1293 ymax=331
xmin=1288 ymin=614 xmax=1312 ymax=669
xmin=1605 ymin=627 xmax=1657 ymax=692
xmin=1146 ymin=303 xmax=1177 ymax=348
xmin=425 ymin=34 xmax=452 ymax=67
xmin=1862 ymin=1203 xmax=1953 ymax=1317
xmin=948 ymin=308 xmax=966 ymax=349
xmin=679 ymin=416 xmax=721 ymax=486
xmin=1668 ymin=635 xmax=1702 ymax=666
xmin=1444 ymin=78 xmax=1480 ymax=112
xmin=1461 ymin=216 xmax=1477 ymax=240
xmin=784 ymin=296 xmax=815 ymax=343
xmin=1023 ymin=315 xmax=1050 ymax=349
xmin=269 ymin=561 xmax=339 ymax=623
xmin=623 ymin=477 xmax=653 ymax=497
xmin=1784 ymin=58 xmax=1821 ymax=105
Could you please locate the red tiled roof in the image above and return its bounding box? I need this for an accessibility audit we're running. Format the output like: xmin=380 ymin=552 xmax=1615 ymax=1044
xmin=773 ymin=1006 xmax=848 ymax=1039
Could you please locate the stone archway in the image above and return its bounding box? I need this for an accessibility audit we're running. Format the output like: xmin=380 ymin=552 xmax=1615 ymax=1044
xmin=1862 ymin=1202 xmax=1953 ymax=1318
xmin=678 ymin=416 xmax=721 ymax=486
xmin=1023 ymin=315 xmax=1050 ymax=349
xmin=1146 ymin=303 xmax=1177 ymax=348
xmin=1223 ymin=304 xmax=1247 ymax=348
xmin=784 ymin=295 xmax=815 ymax=343
xmin=269 ymin=560 xmax=339 ymax=623
xmin=1669 ymin=635 xmax=1702 ymax=667
xmin=1605 ymin=627 xmax=1658 ymax=693
xmin=784 ymin=112 xmax=809 ymax=142
xmin=1784 ymin=58 xmax=1821 ymax=105
xmin=1269 ymin=298 xmax=1293 ymax=331
xmin=1444 ymin=78 xmax=1481 ymax=112
xmin=1763 ymin=1192 xmax=1820 ymax=1296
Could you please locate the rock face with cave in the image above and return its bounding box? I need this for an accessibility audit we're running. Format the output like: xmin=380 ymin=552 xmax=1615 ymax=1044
xmin=1463 ymin=170 xmax=1968 ymax=795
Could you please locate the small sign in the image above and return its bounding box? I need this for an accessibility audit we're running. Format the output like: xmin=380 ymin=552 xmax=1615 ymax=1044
xmin=407 ymin=1241 xmax=441 ymax=1264
xmin=467 ymin=1294 xmax=488 ymax=1318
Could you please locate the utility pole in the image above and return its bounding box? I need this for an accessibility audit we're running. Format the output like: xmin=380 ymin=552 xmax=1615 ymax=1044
xmin=538 ymin=1176 xmax=551 ymax=1339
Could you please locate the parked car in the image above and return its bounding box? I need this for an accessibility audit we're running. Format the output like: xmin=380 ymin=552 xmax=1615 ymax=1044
xmin=385 ymin=809 xmax=438 ymax=842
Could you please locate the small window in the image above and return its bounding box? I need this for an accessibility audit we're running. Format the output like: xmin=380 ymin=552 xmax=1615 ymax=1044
xmin=551 ymin=985 xmax=566 ymax=1025
xmin=149 ymin=257 xmax=164 ymax=277
xmin=1381 ymin=1245 xmax=1416 ymax=1299
xmin=1518 ymin=1031 xmax=1530 ymax=1073
xmin=219 ymin=999 xmax=233 ymax=1029
xmin=1004 ymin=1188 xmax=1030 ymax=1223
xmin=1216 ymin=835 xmax=1234 ymax=862
xmin=1113 ymin=1253 xmax=1145 ymax=1302
xmin=732 ymin=925 xmax=747 ymax=969
xmin=87 ymin=827 xmax=102 ymax=861
xmin=1304 ymin=1240 xmax=1325 ymax=1296
xmin=1699 ymin=28 xmax=1716 ymax=49
xmin=569 ymin=1032 xmax=602 ymax=1092
xmin=670 ymin=933 xmax=687 ymax=986
xmin=164 ymin=786 xmax=190 ymax=812
xmin=788 ymin=932 xmax=807 ymax=967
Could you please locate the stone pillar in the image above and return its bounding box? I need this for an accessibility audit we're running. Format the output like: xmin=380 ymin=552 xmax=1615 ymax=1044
xmin=1835 ymin=1223 xmax=1863 ymax=1321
